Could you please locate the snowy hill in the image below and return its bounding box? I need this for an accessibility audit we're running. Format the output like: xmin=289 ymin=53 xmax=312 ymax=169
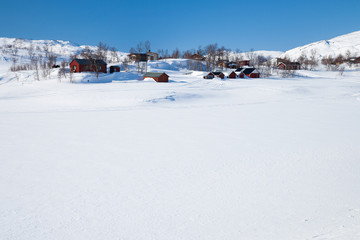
xmin=0 ymin=37 xmax=88 ymax=57
xmin=0 ymin=37 xmax=128 ymax=68
xmin=278 ymin=30 xmax=360 ymax=61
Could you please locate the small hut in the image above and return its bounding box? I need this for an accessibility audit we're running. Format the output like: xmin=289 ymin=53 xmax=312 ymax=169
xmin=212 ymin=71 xmax=225 ymax=79
xmin=109 ymin=66 xmax=120 ymax=73
xmin=143 ymin=72 xmax=169 ymax=82
xmin=203 ymin=72 xmax=215 ymax=79
xmin=242 ymin=68 xmax=260 ymax=78
xmin=69 ymin=59 xmax=107 ymax=73
xmin=228 ymin=71 xmax=237 ymax=79
xmin=237 ymin=72 xmax=245 ymax=78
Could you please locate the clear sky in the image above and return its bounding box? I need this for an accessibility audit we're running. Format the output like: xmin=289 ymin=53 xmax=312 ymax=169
xmin=1 ymin=0 xmax=360 ymax=53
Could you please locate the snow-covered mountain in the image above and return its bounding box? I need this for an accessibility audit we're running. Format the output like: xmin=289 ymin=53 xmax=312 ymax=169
xmin=0 ymin=37 xmax=90 ymax=57
xmin=0 ymin=37 xmax=127 ymax=67
xmin=277 ymin=31 xmax=360 ymax=61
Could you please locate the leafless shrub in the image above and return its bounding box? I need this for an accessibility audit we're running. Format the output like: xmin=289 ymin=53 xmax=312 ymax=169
xmin=338 ymin=66 xmax=345 ymax=76
xmin=122 ymin=57 xmax=130 ymax=72
xmin=309 ymin=49 xmax=318 ymax=70
xmin=69 ymin=69 xmax=73 ymax=83
xmin=280 ymin=69 xmax=295 ymax=78
xmin=144 ymin=40 xmax=151 ymax=52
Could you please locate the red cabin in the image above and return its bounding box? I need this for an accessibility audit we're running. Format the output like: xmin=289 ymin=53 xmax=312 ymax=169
xmin=239 ymin=60 xmax=250 ymax=66
xmin=242 ymin=68 xmax=260 ymax=78
xmin=237 ymin=72 xmax=245 ymax=78
xmin=277 ymin=62 xmax=301 ymax=70
xmin=228 ymin=71 xmax=237 ymax=79
xmin=110 ymin=66 xmax=120 ymax=73
xmin=143 ymin=72 xmax=169 ymax=82
xmin=212 ymin=71 xmax=225 ymax=79
xmin=70 ymin=59 xmax=107 ymax=73
xmin=204 ymin=72 xmax=215 ymax=79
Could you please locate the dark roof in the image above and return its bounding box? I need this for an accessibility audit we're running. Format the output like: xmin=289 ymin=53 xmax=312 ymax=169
xmin=212 ymin=71 xmax=224 ymax=75
xmin=143 ymin=72 xmax=168 ymax=78
xmin=189 ymin=53 xmax=205 ymax=59
xmin=73 ymin=59 xmax=107 ymax=65
xmin=278 ymin=61 xmax=300 ymax=66
xmin=128 ymin=53 xmax=147 ymax=56
xmin=242 ymin=68 xmax=256 ymax=74
xmin=235 ymin=68 xmax=244 ymax=72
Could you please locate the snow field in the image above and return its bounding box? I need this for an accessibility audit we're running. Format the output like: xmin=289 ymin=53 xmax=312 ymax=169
xmin=1 ymin=67 xmax=360 ymax=239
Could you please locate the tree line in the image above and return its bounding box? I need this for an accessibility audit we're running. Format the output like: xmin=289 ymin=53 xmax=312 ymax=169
xmin=4 ymin=38 xmax=360 ymax=81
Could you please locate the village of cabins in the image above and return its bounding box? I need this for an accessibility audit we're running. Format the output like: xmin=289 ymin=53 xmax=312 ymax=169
xmin=69 ymin=50 xmax=303 ymax=82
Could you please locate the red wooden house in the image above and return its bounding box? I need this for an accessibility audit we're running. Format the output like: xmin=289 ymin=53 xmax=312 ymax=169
xmin=276 ymin=58 xmax=301 ymax=70
xmin=143 ymin=72 xmax=169 ymax=82
xmin=110 ymin=66 xmax=120 ymax=73
xmin=212 ymin=71 xmax=225 ymax=79
xmin=350 ymin=57 xmax=360 ymax=64
xmin=278 ymin=62 xmax=301 ymax=70
xmin=228 ymin=71 xmax=237 ymax=79
xmin=242 ymin=68 xmax=260 ymax=78
xmin=237 ymin=72 xmax=245 ymax=78
xmin=70 ymin=59 xmax=107 ymax=73
xmin=204 ymin=72 xmax=215 ymax=79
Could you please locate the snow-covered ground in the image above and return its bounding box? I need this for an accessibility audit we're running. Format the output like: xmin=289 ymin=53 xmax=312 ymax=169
xmin=1 ymin=63 xmax=360 ymax=240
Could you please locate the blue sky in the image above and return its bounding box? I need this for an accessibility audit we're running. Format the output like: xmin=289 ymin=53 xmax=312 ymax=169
xmin=1 ymin=0 xmax=360 ymax=52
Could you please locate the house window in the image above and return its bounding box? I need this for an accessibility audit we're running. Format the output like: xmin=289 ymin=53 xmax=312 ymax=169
xmin=73 ymin=65 xmax=76 ymax=71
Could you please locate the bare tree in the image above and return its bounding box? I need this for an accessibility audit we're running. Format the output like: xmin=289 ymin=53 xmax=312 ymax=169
xmin=144 ymin=40 xmax=151 ymax=52
xmin=334 ymin=54 xmax=344 ymax=65
xmin=27 ymin=43 xmax=35 ymax=61
xmin=80 ymin=46 xmax=94 ymax=59
xmin=345 ymin=50 xmax=351 ymax=60
xmin=32 ymin=57 xmax=40 ymax=81
xmin=338 ymin=66 xmax=345 ymax=76
xmin=96 ymin=42 xmax=108 ymax=62
xmin=10 ymin=57 xmax=18 ymax=72
xmin=345 ymin=50 xmax=352 ymax=67
xmin=109 ymin=47 xmax=120 ymax=63
xmin=58 ymin=61 xmax=67 ymax=82
xmin=122 ymin=57 xmax=130 ymax=72
xmin=136 ymin=41 xmax=143 ymax=53
xmin=280 ymin=69 xmax=295 ymax=78
xmin=129 ymin=47 xmax=136 ymax=53
xmin=204 ymin=43 xmax=218 ymax=71
xmin=246 ymin=48 xmax=256 ymax=66
xmin=172 ymin=48 xmax=180 ymax=58
xmin=309 ymin=49 xmax=318 ymax=70
xmin=297 ymin=53 xmax=307 ymax=69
